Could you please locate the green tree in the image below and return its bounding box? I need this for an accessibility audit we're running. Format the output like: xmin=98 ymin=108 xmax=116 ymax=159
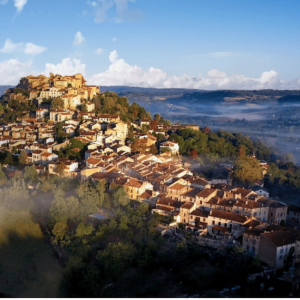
xmin=76 ymin=222 xmax=94 ymax=237
xmin=1 ymin=180 xmax=31 ymax=211
xmin=24 ymin=165 xmax=38 ymax=182
xmin=0 ymin=164 xmax=7 ymax=185
xmin=56 ymin=162 xmax=66 ymax=176
xmin=113 ymin=186 xmax=130 ymax=207
xmin=4 ymin=152 xmax=13 ymax=165
xmin=49 ymin=190 xmax=81 ymax=224
xmin=233 ymin=156 xmax=263 ymax=186
xmin=53 ymin=221 xmax=69 ymax=241
xmin=18 ymin=150 xmax=28 ymax=165
xmin=96 ymin=242 xmax=137 ymax=278
xmin=51 ymin=97 xmax=65 ymax=109
xmin=150 ymin=144 xmax=158 ymax=155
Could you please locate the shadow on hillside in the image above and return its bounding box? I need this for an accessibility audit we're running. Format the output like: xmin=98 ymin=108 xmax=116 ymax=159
xmin=0 ymin=230 xmax=62 ymax=298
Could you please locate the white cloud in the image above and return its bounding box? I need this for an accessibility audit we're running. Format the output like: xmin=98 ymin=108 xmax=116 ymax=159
xmin=43 ymin=58 xmax=86 ymax=76
xmin=109 ymin=50 xmax=118 ymax=62
xmin=0 ymin=0 xmax=28 ymax=12
xmin=94 ymin=0 xmax=114 ymax=23
xmin=112 ymin=37 xmax=117 ymax=42
xmin=14 ymin=0 xmax=27 ymax=12
xmin=0 ymin=38 xmax=47 ymax=55
xmin=87 ymin=0 xmax=97 ymax=6
xmin=0 ymin=38 xmax=22 ymax=53
xmin=73 ymin=31 xmax=85 ymax=46
xmin=90 ymin=0 xmax=143 ymax=23
xmin=88 ymin=50 xmax=299 ymax=90
xmin=24 ymin=42 xmax=47 ymax=55
xmin=95 ymin=47 xmax=103 ymax=55
xmin=113 ymin=0 xmax=143 ymax=23
xmin=0 ymin=59 xmax=32 ymax=84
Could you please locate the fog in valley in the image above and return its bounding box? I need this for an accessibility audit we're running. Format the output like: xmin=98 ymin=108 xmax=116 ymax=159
xmin=103 ymin=87 xmax=300 ymax=164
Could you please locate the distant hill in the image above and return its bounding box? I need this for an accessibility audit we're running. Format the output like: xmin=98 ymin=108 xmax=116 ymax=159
xmin=0 ymin=85 xmax=14 ymax=96
xmin=101 ymin=86 xmax=300 ymax=104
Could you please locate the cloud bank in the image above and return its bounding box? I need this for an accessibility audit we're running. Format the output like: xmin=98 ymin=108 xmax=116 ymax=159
xmin=87 ymin=50 xmax=296 ymax=90
xmin=1 ymin=50 xmax=300 ymax=89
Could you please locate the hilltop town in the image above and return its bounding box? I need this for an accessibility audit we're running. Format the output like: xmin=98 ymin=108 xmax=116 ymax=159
xmin=1 ymin=73 xmax=300 ymax=283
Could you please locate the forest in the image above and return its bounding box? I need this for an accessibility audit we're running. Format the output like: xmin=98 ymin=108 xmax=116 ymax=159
xmin=0 ymin=165 xmax=284 ymax=298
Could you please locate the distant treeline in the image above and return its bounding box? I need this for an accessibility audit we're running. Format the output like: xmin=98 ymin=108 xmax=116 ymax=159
xmin=101 ymin=86 xmax=300 ymax=101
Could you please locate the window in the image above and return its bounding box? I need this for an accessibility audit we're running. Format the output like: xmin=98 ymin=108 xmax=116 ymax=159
xmin=200 ymin=201 xmax=202 ymax=205
xmin=218 ymin=222 xmax=221 ymax=226
xmin=203 ymin=218 xmax=206 ymax=222
xmin=212 ymin=221 xmax=215 ymax=225
xmin=279 ymin=255 xmax=283 ymax=260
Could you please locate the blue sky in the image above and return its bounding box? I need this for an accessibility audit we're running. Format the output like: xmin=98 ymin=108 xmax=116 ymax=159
xmin=0 ymin=0 xmax=299 ymax=89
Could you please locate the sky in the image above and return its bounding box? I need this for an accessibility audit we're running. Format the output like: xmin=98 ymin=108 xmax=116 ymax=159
xmin=0 ymin=0 xmax=299 ymax=89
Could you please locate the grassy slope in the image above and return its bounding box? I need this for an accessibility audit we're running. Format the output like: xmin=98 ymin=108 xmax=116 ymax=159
xmin=0 ymin=207 xmax=62 ymax=297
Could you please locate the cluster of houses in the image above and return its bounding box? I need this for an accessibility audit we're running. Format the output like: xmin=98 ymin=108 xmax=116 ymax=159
xmin=3 ymin=73 xmax=99 ymax=110
xmin=1 ymin=73 xmax=300 ymax=272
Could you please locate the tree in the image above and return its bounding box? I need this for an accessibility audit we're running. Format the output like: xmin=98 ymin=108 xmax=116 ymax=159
xmin=150 ymin=144 xmax=158 ymax=155
xmin=113 ymin=186 xmax=130 ymax=207
xmin=76 ymin=222 xmax=93 ymax=237
xmin=233 ymin=156 xmax=263 ymax=186
xmin=51 ymin=97 xmax=64 ymax=109
xmin=4 ymin=153 xmax=13 ymax=165
xmin=282 ymin=153 xmax=296 ymax=164
xmin=203 ymin=126 xmax=211 ymax=133
xmin=56 ymin=163 xmax=66 ymax=176
xmin=53 ymin=221 xmax=69 ymax=241
xmin=49 ymin=190 xmax=81 ymax=224
xmin=76 ymin=181 xmax=105 ymax=215
xmin=238 ymin=145 xmax=246 ymax=157
xmin=154 ymin=113 xmax=161 ymax=122
xmin=24 ymin=165 xmax=38 ymax=182
xmin=160 ymin=147 xmax=171 ymax=154
xmin=1 ymin=180 xmax=31 ymax=211
xmin=156 ymin=133 xmax=165 ymax=143
xmin=189 ymin=149 xmax=198 ymax=159
xmin=18 ymin=150 xmax=28 ymax=165
xmin=149 ymin=120 xmax=158 ymax=130
xmin=0 ymin=164 xmax=7 ymax=185
xmin=96 ymin=242 xmax=137 ymax=278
